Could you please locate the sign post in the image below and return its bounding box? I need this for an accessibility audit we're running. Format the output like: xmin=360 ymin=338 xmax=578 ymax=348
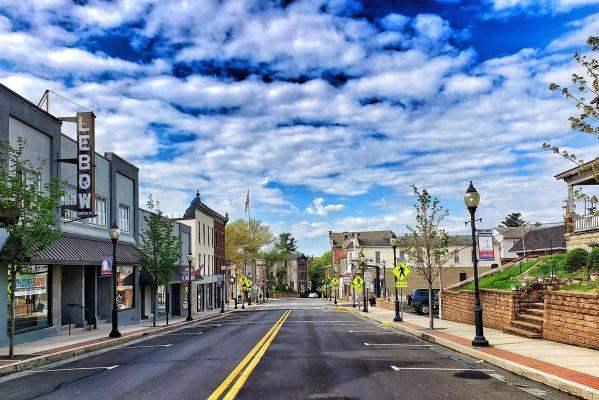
xmin=393 ymin=262 xmax=411 ymax=320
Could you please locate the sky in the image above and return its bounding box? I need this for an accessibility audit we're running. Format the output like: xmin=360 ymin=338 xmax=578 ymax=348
xmin=1 ymin=0 xmax=599 ymax=256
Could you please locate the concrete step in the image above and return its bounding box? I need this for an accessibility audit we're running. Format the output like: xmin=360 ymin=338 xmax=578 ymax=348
xmin=511 ymin=320 xmax=543 ymax=333
xmin=524 ymin=308 xmax=544 ymax=316
xmin=518 ymin=313 xmax=544 ymax=325
xmin=504 ymin=326 xmax=542 ymax=339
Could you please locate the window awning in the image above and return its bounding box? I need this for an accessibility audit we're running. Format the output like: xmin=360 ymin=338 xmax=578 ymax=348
xmin=32 ymin=233 xmax=140 ymax=266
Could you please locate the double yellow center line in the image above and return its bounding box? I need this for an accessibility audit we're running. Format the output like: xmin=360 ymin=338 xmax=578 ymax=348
xmin=208 ymin=310 xmax=291 ymax=400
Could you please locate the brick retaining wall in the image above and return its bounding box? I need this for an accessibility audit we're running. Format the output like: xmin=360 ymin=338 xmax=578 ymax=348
xmin=543 ymin=291 xmax=599 ymax=350
xmin=375 ymin=298 xmax=394 ymax=311
xmin=442 ymin=289 xmax=515 ymax=331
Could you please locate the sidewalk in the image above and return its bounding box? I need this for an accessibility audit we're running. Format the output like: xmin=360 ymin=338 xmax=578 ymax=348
xmin=0 ymin=302 xmax=257 ymax=377
xmin=337 ymin=302 xmax=599 ymax=400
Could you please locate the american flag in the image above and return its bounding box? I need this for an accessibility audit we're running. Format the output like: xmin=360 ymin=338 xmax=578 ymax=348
xmin=245 ymin=189 xmax=250 ymax=214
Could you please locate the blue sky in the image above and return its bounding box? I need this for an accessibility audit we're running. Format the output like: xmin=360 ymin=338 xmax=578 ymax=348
xmin=1 ymin=0 xmax=598 ymax=255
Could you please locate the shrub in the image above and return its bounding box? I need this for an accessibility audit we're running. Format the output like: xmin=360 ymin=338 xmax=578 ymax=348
xmin=588 ymin=247 xmax=599 ymax=272
xmin=565 ymin=248 xmax=589 ymax=273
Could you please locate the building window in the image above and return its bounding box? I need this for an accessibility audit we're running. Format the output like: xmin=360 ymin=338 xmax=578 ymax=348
xmin=197 ymin=284 xmax=205 ymax=312
xmin=89 ymin=196 xmax=107 ymax=227
xmin=203 ymin=223 xmax=206 ymax=245
xmin=399 ymin=251 xmax=405 ymax=261
xmin=459 ymin=272 xmax=467 ymax=282
xmin=119 ymin=204 xmax=130 ymax=232
xmin=8 ymin=265 xmax=49 ymax=333
xmin=22 ymin=169 xmax=41 ymax=191
xmin=198 ymin=222 xmax=201 ymax=243
xmin=116 ymin=266 xmax=135 ymax=310
xmin=375 ymin=251 xmax=381 ymax=265
xmin=454 ymin=251 xmax=460 ymax=263
xmin=61 ymin=185 xmax=78 ymax=220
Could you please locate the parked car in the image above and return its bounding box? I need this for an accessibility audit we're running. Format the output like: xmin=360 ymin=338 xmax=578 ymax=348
xmin=409 ymin=288 xmax=439 ymax=315
xmin=308 ymin=292 xmax=319 ymax=298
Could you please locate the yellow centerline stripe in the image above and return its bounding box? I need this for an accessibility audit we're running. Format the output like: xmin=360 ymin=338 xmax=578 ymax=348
xmin=207 ymin=310 xmax=290 ymax=400
xmin=222 ymin=310 xmax=291 ymax=400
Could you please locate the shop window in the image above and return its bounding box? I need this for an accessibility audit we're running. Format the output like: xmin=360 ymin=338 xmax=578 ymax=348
xmin=197 ymin=284 xmax=205 ymax=312
xmin=8 ymin=265 xmax=49 ymax=333
xmin=119 ymin=204 xmax=130 ymax=232
xmin=182 ymin=285 xmax=189 ymax=311
xmin=157 ymin=285 xmax=166 ymax=315
xmin=89 ymin=196 xmax=107 ymax=227
xmin=116 ymin=266 xmax=135 ymax=310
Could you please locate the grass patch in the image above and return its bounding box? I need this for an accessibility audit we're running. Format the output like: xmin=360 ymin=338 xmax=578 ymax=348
xmin=528 ymin=254 xmax=568 ymax=278
xmin=559 ymin=280 xmax=599 ymax=292
xmin=457 ymin=255 xmax=563 ymax=291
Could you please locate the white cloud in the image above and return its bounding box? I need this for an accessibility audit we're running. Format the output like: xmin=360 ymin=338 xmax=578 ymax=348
xmin=306 ymin=197 xmax=345 ymax=216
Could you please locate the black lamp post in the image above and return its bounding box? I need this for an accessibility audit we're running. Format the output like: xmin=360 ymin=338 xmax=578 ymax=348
xmin=465 ymin=181 xmax=489 ymax=347
xmin=390 ymin=235 xmax=401 ymax=322
xmin=382 ymin=260 xmax=386 ymax=299
xmin=186 ymin=252 xmax=194 ymax=321
xmin=333 ymin=281 xmax=337 ymax=305
xmin=108 ymin=221 xmax=121 ymax=338
xmin=359 ymin=249 xmax=368 ymax=312
xmin=220 ymin=266 xmax=226 ymax=313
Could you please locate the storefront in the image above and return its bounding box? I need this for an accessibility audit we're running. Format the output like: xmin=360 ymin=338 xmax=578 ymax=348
xmin=9 ymin=265 xmax=50 ymax=334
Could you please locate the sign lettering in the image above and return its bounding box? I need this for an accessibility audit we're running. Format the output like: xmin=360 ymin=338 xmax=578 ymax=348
xmin=76 ymin=112 xmax=96 ymax=218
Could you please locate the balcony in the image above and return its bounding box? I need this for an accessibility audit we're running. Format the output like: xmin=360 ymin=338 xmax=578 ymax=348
xmin=574 ymin=214 xmax=599 ymax=232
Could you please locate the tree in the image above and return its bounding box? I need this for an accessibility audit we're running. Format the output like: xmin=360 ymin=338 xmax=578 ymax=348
xmin=308 ymin=251 xmax=331 ymax=294
xmin=138 ymin=196 xmax=181 ymax=327
xmin=225 ymin=218 xmax=273 ymax=277
xmin=259 ymin=244 xmax=283 ymax=290
xmin=274 ymin=233 xmax=298 ymax=286
xmin=399 ymin=186 xmax=452 ymax=329
xmin=545 ymin=37 xmax=599 ymax=180
xmin=501 ymin=212 xmax=526 ymax=227
xmin=0 ymin=138 xmax=64 ymax=358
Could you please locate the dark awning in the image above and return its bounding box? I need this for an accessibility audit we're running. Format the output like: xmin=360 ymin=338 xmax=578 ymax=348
xmin=32 ymin=232 xmax=140 ymax=266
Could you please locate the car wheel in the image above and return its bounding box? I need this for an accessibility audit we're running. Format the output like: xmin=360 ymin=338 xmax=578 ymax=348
xmin=419 ymin=303 xmax=429 ymax=315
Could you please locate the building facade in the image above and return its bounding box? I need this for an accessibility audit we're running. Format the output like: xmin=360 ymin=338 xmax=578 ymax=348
xmin=0 ymin=84 xmax=141 ymax=345
xmin=177 ymin=192 xmax=227 ymax=313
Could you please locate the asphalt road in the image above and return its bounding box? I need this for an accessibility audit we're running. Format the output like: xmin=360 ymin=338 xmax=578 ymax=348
xmin=0 ymin=299 xmax=575 ymax=400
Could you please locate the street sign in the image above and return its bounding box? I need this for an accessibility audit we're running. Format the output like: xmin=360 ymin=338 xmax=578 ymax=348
xmin=393 ymin=262 xmax=411 ymax=281
xmin=331 ymin=277 xmax=339 ymax=286
xmin=229 ymin=277 xmax=236 ymax=284
xmin=364 ymin=271 xmax=372 ymax=285
xmin=396 ymin=281 xmax=408 ymax=288
xmin=352 ymin=276 xmax=364 ymax=288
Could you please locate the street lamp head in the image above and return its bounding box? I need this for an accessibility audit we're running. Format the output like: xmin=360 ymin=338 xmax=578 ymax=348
xmin=464 ymin=181 xmax=480 ymax=210
xmin=187 ymin=252 xmax=194 ymax=263
xmin=389 ymin=237 xmax=399 ymax=248
xmin=381 ymin=260 xmax=386 ymax=267
xmin=109 ymin=221 xmax=120 ymax=241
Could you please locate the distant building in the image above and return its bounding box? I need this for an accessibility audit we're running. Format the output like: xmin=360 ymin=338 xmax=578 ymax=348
xmin=176 ymin=192 xmax=228 ymax=313
xmin=509 ymin=224 xmax=566 ymax=257
xmin=492 ymin=226 xmax=534 ymax=262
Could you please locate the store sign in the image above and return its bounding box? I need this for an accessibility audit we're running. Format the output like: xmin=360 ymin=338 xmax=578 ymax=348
xmin=77 ymin=112 xmax=96 ymax=218
xmin=477 ymin=229 xmax=495 ymax=261
xmin=100 ymin=257 xmax=112 ymax=277
xmin=15 ymin=275 xmax=46 ymax=289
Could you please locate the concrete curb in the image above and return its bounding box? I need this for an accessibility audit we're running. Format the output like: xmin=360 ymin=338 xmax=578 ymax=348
xmin=0 ymin=309 xmax=239 ymax=378
xmin=338 ymin=306 xmax=599 ymax=400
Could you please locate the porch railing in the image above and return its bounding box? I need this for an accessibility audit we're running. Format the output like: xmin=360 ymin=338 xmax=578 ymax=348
xmin=574 ymin=214 xmax=599 ymax=232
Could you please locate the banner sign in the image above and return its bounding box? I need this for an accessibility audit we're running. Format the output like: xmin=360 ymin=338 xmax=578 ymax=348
xmin=181 ymin=270 xmax=189 ymax=284
xmin=477 ymin=229 xmax=495 ymax=261
xmin=77 ymin=112 xmax=96 ymax=218
xmin=100 ymin=257 xmax=112 ymax=277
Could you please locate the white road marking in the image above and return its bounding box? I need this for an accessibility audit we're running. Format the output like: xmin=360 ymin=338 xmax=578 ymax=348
xmin=488 ymin=373 xmax=507 ymax=382
xmin=390 ymin=366 xmax=495 ymax=371
xmin=365 ymin=343 xmax=433 ymax=347
xmin=31 ymin=365 xmax=119 ymax=373
xmin=165 ymin=332 xmax=204 ymax=336
xmin=123 ymin=344 xmax=173 ymax=348
xmin=349 ymin=330 xmax=394 ymax=333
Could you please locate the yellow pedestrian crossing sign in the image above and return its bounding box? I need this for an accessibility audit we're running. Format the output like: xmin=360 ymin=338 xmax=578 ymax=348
xmin=352 ymin=276 xmax=364 ymax=288
xmin=393 ymin=262 xmax=410 ymax=281
xmin=331 ymin=277 xmax=339 ymax=286
xmin=396 ymin=281 xmax=408 ymax=288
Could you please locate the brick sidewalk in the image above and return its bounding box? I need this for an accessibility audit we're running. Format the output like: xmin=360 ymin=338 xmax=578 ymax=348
xmin=336 ymin=303 xmax=599 ymax=400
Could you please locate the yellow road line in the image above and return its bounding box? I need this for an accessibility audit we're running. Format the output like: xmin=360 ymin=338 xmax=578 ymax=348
xmin=207 ymin=310 xmax=290 ymax=400
xmin=222 ymin=310 xmax=290 ymax=400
